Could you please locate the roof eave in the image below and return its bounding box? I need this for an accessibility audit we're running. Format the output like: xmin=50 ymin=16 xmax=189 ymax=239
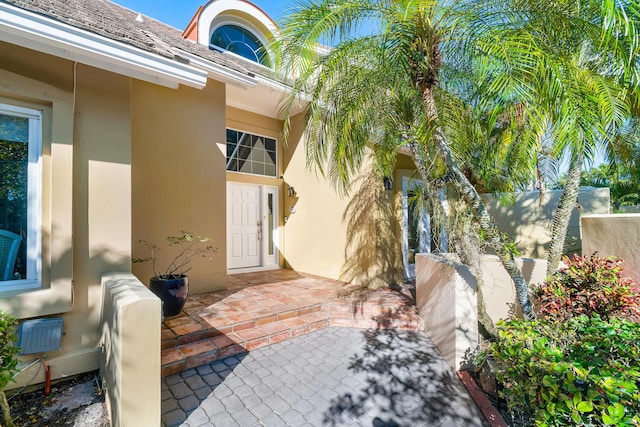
xmin=175 ymin=49 xmax=258 ymax=89
xmin=0 ymin=2 xmax=208 ymax=89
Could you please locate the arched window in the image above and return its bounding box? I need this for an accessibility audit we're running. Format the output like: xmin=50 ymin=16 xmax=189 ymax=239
xmin=210 ymin=24 xmax=270 ymax=66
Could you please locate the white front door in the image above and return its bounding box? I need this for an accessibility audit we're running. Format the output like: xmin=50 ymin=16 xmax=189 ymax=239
xmin=227 ymin=183 xmax=279 ymax=270
xmin=228 ymin=183 xmax=261 ymax=269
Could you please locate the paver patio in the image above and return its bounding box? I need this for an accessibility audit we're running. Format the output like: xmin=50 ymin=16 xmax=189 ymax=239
xmin=161 ymin=270 xmax=422 ymax=377
xmin=160 ymin=270 xmax=487 ymax=426
xmin=162 ymin=327 xmax=487 ymax=427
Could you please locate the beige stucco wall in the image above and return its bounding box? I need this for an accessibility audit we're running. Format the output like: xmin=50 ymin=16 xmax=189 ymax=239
xmin=484 ymin=187 xmax=610 ymax=258
xmin=281 ymin=114 xmax=404 ymax=287
xmin=280 ymin=114 xmax=350 ymax=281
xmin=101 ymin=273 xmax=161 ymax=427
xmin=0 ymin=43 xmax=133 ymax=390
xmin=415 ymin=253 xmax=477 ymax=369
xmin=582 ymin=214 xmax=640 ymax=284
xmin=479 ymin=255 xmax=548 ymax=321
xmin=131 ymin=79 xmax=227 ymax=294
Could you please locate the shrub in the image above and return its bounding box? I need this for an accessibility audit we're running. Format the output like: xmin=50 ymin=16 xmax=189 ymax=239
xmin=0 ymin=310 xmax=19 ymax=427
xmin=0 ymin=311 xmax=19 ymax=391
xmin=492 ymin=316 xmax=640 ymax=426
xmin=532 ymin=254 xmax=640 ymax=322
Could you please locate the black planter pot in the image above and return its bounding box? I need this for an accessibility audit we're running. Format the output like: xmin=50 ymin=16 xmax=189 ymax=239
xmin=150 ymin=275 xmax=189 ymax=318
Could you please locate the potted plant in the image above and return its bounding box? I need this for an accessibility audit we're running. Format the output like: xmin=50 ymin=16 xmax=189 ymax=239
xmin=133 ymin=230 xmax=217 ymax=318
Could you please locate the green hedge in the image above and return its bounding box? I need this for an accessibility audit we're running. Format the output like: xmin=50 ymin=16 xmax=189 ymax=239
xmin=493 ymin=315 xmax=640 ymax=426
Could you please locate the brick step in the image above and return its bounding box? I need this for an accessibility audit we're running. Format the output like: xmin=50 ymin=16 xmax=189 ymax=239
xmin=161 ymin=305 xmax=422 ymax=377
xmin=161 ymin=311 xmax=329 ymax=377
xmin=161 ymin=303 xmax=325 ymax=351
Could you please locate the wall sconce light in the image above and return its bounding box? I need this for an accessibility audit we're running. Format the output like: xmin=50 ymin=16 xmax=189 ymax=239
xmin=383 ymin=177 xmax=393 ymax=191
xmin=288 ymin=186 xmax=296 ymax=197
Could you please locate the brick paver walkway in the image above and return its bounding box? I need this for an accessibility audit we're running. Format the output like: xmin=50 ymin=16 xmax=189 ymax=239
xmin=162 ymin=327 xmax=486 ymax=427
xmin=161 ymin=270 xmax=421 ymax=377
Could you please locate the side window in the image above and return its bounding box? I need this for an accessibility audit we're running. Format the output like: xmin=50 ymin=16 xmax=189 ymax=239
xmin=0 ymin=104 xmax=41 ymax=289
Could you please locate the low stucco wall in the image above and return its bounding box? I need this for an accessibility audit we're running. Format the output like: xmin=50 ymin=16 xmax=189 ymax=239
xmin=582 ymin=214 xmax=640 ymax=284
xmin=484 ymin=187 xmax=610 ymax=259
xmin=415 ymin=253 xmax=477 ymax=369
xmin=101 ymin=273 xmax=161 ymax=427
xmin=479 ymin=255 xmax=548 ymax=321
xmin=416 ymin=254 xmax=549 ymax=370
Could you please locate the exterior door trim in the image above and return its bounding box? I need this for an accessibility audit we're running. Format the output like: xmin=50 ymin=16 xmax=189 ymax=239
xmin=227 ymin=182 xmax=279 ymax=273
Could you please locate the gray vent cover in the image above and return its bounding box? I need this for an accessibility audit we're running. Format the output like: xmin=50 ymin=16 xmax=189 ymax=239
xmin=18 ymin=318 xmax=64 ymax=355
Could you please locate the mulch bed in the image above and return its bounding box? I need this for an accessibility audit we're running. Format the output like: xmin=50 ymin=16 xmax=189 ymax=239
xmin=1 ymin=371 xmax=108 ymax=427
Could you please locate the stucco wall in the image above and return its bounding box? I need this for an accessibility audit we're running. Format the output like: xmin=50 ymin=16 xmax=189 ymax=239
xmin=582 ymin=214 xmax=640 ymax=284
xmin=484 ymin=187 xmax=610 ymax=258
xmin=131 ymin=79 xmax=227 ymax=294
xmin=1 ymin=45 xmax=133 ymax=389
xmin=415 ymin=253 xmax=477 ymax=369
xmin=281 ymin=114 xmax=404 ymax=287
xmin=101 ymin=273 xmax=161 ymax=427
xmin=479 ymin=255 xmax=548 ymax=321
xmin=281 ymin=114 xmax=351 ymax=281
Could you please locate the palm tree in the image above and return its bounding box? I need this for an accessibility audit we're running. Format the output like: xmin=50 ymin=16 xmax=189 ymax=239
xmin=275 ymin=0 xmax=537 ymax=319
xmin=582 ymin=120 xmax=640 ymax=210
xmin=468 ymin=0 xmax=638 ymax=275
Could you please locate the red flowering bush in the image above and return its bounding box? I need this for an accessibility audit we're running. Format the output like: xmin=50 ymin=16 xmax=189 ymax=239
xmin=532 ymin=254 xmax=640 ymax=322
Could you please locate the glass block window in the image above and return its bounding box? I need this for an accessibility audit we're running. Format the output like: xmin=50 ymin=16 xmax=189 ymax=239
xmin=226 ymin=129 xmax=277 ymax=177
xmin=210 ymin=25 xmax=271 ymax=67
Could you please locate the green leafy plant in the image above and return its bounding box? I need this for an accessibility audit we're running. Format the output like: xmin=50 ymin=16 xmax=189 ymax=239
xmin=0 ymin=310 xmax=20 ymax=427
xmin=133 ymin=230 xmax=217 ymax=279
xmin=492 ymin=316 xmax=640 ymax=426
xmin=532 ymin=254 xmax=640 ymax=322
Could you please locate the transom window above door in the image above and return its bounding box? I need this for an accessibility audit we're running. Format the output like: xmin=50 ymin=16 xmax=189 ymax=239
xmin=226 ymin=129 xmax=277 ymax=177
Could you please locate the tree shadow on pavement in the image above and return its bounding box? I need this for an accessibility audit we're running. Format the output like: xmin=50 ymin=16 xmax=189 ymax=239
xmin=323 ymin=327 xmax=485 ymax=427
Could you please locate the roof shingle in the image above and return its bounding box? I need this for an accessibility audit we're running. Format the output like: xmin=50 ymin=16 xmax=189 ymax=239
xmin=2 ymin=0 xmax=273 ymax=80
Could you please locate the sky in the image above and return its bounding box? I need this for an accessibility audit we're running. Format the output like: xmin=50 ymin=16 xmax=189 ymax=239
xmin=114 ymin=1 xmax=292 ymax=30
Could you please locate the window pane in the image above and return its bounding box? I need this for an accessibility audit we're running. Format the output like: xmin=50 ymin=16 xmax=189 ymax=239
xmin=265 ymin=138 xmax=276 ymax=152
xmin=210 ymin=25 xmax=270 ymax=67
xmin=264 ymin=163 xmax=276 ymax=177
xmin=226 ymin=129 xmax=238 ymax=144
xmin=0 ymin=114 xmax=28 ymax=280
xmin=240 ymin=133 xmax=252 ymax=147
xmin=226 ymin=142 xmax=237 ymax=158
xmin=267 ymin=193 xmax=274 ymax=256
xmin=251 ymin=162 xmax=265 ymax=175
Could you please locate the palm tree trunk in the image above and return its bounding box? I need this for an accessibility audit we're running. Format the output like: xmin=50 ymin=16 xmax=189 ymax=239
xmin=0 ymin=390 xmax=14 ymax=427
xmin=450 ymin=208 xmax=498 ymax=339
xmin=423 ymin=178 xmax=498 ymax=338
xmin=546 ymin=150 xmax=584 ymax=276
xmin=417 ymin=87 xmax=535 ymax=320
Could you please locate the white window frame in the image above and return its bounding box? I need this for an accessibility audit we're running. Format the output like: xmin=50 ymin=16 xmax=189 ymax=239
xmin=0 ymin=103 xmax=42 ymax=291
